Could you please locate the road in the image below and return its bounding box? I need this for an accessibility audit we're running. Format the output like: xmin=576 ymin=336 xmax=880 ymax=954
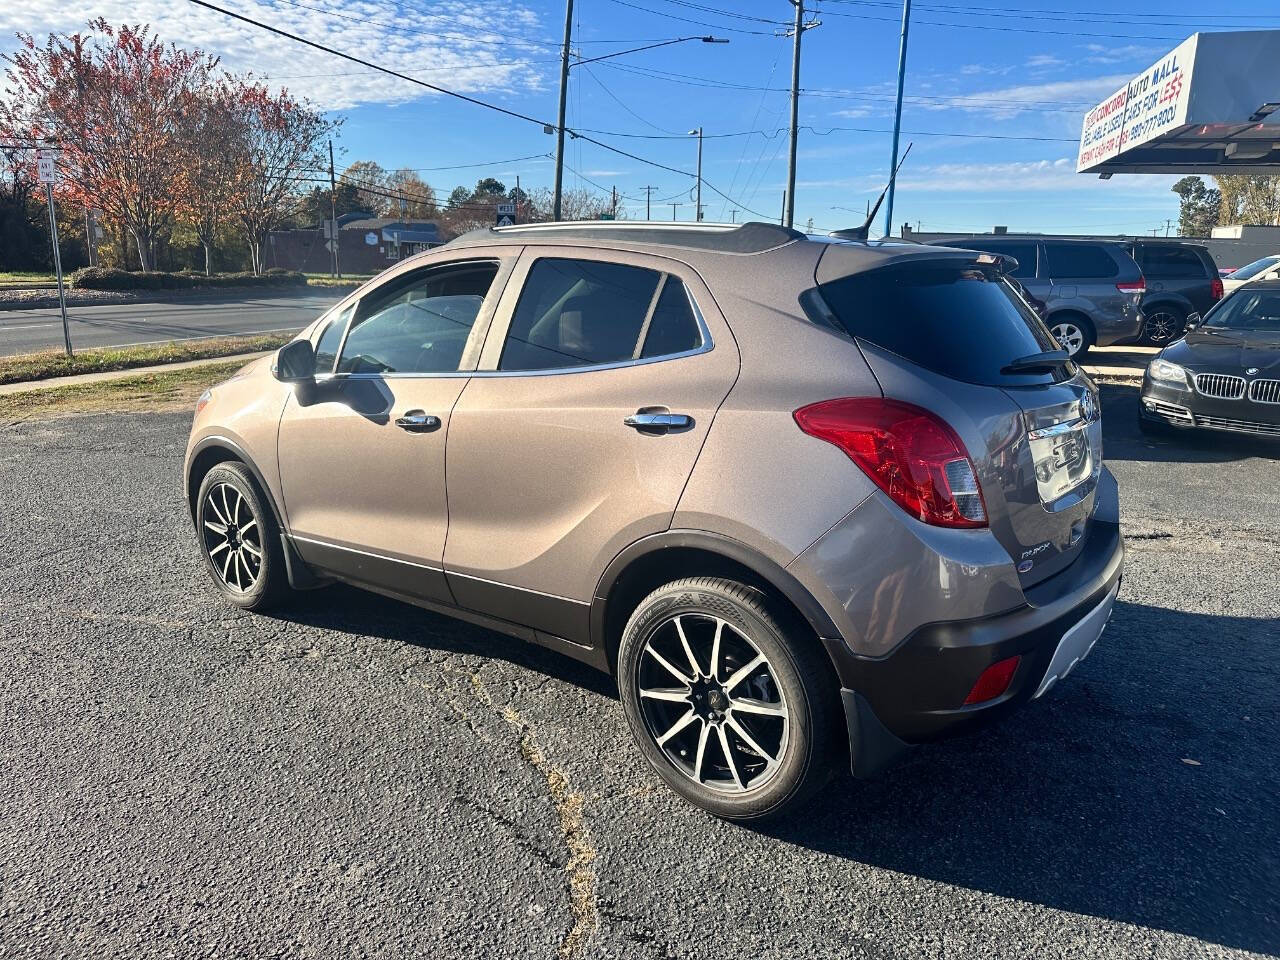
xmin=0 ymin=290 xmax=345 ymax=356
xmin=1 ymin=386 xmax=1276 ymax=959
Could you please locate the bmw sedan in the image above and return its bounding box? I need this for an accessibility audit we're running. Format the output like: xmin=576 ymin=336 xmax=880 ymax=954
xmin=1140 ymin=279 xmax=1280 ymax=439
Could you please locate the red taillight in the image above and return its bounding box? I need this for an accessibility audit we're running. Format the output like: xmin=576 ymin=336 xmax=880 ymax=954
xmin=1116 ymin=279 xmax=1146 ymax=295
xmin=793 ymin=397 xmax=988 ymax=528
xmin=1211 ymin=276 xmax=1224 ymax=301
xmin=964 ymin=655 xmax=1021 ymax=705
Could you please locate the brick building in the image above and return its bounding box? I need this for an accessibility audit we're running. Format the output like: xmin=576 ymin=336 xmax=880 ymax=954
xmin=265 ymin=214 xmax=454 ymax=275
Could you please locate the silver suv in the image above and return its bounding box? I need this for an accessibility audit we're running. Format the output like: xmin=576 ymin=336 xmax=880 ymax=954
xmin=933 ymin=235 xmax=1147 ymax=359
xmin=185 ymin=222 xmax=1124 ymax=820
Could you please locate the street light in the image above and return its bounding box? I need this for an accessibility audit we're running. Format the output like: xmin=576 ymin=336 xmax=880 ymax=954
xmin=550 ymin=17 xmax=729 ymax=220
xmin=689 ymin=127 xmax=703 ymax=221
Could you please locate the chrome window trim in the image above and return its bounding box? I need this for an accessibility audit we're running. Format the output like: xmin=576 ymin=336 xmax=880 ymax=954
xmin=312 ymin=274 xmax=714 ymax=381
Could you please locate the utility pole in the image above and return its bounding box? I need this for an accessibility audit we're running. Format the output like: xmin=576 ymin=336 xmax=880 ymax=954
xmin=1164 ymin=218 xmax=1173 ymax=237
xmin=553 ymin=0 xmax=575 ymax=221
xmin=883 ymin=0 xmax=912 ymax=238
xmin=781 ymin=190 xmax=787 ymax=226
xmin=730 ymin=208 xmax=737 ymax=223
xmin=516 ymin=174 xmax=522 ymax=223
xmin=690 ymin=127 xmax=703 ymax=221
xmin=328 ymin=138 xmax=340 ymax=278
xmin=642 ymin=185 xmax=656 ymax=220
xmin=611 ymin=185 xmax=618 ymax=219
xmin=783 ymin=0 xmax=818 ymax=229
xmin=670 ymin=202 xmax=681 ymax=221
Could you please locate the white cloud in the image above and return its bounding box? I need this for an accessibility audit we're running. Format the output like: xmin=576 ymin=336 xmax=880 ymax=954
xmin=799 ymin=158 xmax=1181 ymax=195
xmin=912 ymin=74 xmax=1133 ymax=118
xmin=0 ymin=0 xmax=550 ymax=112
xmin=1081 ymin=42 xmax=1165 ymax=65
xmin=1026 ymin=54 xmax=1064 ymax=69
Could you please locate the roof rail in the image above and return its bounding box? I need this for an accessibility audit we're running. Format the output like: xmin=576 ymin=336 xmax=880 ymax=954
xmin=454 ymin=220 xmax=805 ymax=254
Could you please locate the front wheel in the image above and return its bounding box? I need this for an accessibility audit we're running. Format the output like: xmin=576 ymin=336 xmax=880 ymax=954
xmin=1050 ymin=317 xmax=1094 ymax=361
xmin=617 ymin=577 xmax=841 ymax=821
xmin=196 ymin=462 xmax=288 ymax=611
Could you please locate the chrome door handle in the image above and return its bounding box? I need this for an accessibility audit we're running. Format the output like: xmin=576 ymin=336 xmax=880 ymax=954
xmin=394 ymin=410 xmax=441 ymax=432
xmin=624 ymin=412 xmax=693 ymax=433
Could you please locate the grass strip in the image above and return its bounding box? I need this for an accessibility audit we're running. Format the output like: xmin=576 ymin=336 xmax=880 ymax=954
xmin=0 ymin=361 xmax=249 ymax=421
xmin=0 ymin=333 xmax=292 ymax=385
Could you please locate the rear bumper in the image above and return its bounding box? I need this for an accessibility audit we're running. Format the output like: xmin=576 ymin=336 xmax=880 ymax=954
xmin=839 ymin=512 xmax=1124 ymax=778
xmin=1140 ymin=375 xmax=1280 ymax=438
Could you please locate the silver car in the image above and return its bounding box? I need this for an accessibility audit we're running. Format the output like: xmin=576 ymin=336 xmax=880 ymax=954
xmin=185 ymin=221 xmax=1124 ymax=820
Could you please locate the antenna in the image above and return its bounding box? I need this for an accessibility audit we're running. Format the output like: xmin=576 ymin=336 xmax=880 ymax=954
xmin=829 ymin=142 xmax=913 ymax=242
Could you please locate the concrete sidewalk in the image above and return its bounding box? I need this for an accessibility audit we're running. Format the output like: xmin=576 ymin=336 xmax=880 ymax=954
xmin=1082 ymin=344 xmax=1156 ymax=384
xmin=0 ymin=351 xmax=269 ymax=396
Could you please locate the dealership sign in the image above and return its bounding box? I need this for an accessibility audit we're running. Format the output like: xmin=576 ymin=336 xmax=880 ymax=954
xmin=1076 ymin=30 xmax=1280 ymax=174
xmin=1077 ymin=36 xmax=1196 ymax=172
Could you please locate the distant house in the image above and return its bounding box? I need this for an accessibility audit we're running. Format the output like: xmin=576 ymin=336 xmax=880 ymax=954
xmin=266 ymin=213 xmax=454 ymax=274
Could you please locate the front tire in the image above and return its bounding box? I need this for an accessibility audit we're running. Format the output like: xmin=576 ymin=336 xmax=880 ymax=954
xmin=195 ymin=462 xmax=288 ymax=611
xmin=617 ymin=577 xmax=841 ymax=821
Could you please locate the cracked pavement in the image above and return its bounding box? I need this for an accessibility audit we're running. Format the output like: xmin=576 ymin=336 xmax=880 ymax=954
xmin=1 ymin=384 xmax=1277 ymax=959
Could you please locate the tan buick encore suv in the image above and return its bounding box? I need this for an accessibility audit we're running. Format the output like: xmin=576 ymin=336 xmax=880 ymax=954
xmin=185 ymin=221 xmax=1124 ymax=820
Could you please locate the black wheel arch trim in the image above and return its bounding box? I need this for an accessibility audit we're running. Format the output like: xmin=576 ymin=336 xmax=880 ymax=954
xmin=590 ymin=529 xmax=843 ymax=667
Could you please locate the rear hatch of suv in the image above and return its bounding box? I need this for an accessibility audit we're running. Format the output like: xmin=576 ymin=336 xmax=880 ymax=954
xmin=812 ymin=244 xmax=1103 ymax=587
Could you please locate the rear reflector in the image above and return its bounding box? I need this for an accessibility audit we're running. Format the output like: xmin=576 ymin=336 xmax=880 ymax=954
xmin=793 ymin=397 xmax=988 ymax=528
xmin=1116 ymin=280 xmax=1146 ymax=294
xmin=964 ymin=655 xmax=1021 ymax=705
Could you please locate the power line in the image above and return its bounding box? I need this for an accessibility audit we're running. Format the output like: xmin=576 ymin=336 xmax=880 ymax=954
xmin=808 ymin=5 xmax=1186 ymax=40
xmin=601 ymin=0 xmax=783 ymax=36
xmin=820 ymin=0 xmax=1280 ymax=24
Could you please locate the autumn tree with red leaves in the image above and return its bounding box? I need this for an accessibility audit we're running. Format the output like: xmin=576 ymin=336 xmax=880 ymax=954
xmin=177 ymin=77 xmax=242 ymax=276
xmin=1 ymin=20 xmax=218 ymax=271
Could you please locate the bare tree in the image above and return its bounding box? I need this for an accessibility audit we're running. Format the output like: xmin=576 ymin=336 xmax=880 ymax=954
xmin=229 ymin=81 xmax=332 ymax=275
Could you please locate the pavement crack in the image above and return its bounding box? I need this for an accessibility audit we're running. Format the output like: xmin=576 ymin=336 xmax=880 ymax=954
xmin=466 ymin=673 xmax=599 ymax=960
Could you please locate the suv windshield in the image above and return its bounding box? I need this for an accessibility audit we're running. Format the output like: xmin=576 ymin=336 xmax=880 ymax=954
xmin=1204 ymin=288 xmax=1280 ymax=331
xmin=816 ymin=262 xmax=1062 ymax=386
xmin=1229 ymin=256 xmax=1280 ymax=280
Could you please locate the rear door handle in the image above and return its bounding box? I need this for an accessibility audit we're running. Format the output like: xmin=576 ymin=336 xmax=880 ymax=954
xmin=624 ymin=411 xmax=693 ymax=434
xmin=395 ymin=410 xmax=441 ymax=432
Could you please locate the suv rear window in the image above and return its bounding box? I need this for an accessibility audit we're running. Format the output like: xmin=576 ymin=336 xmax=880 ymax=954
xmin=817 ymin=263 xmax=1061 ymax=386
xmin=1141 ymin=245 xmax=1207 ymax=278
xmin=1044 ymin=243 xmax=1119 ymax=279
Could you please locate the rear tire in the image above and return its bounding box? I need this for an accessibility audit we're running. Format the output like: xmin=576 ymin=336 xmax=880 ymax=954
xmin=617 ymin=577 xmax=841 ymax=821
xmin=195 ymin=462 xmax=289 ymax=611
xmin=1142 ymin=307 xmax=1185 ymax=346
xmin=1049 ymin=315 xmax=1095 ymax=361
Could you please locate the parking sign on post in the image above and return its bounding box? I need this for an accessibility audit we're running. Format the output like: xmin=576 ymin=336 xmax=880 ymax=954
xmin=37 ymin=146 xmax=73 ymax=358
xmin=495 ymin=202 xmax=516 ymax=227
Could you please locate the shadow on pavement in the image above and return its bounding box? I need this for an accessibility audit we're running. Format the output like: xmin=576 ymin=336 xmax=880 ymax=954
xmin=763 ymin=600 xmax=1279 ymax=955
xmin=1100 ymin=382 xmax=1280 ymax=464
xmin=269 ymin=583 xmax=618 ymax=701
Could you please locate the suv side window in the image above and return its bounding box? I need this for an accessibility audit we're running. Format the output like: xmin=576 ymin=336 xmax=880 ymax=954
xmin=960 ymin=240 xmax=1037 ymax=279
xmin=1142 ymin=245 xmax=1206 ymax=278
xmin=499 ymin=258 xmax=702 ymax=371
xmin=336 ymin=261 xmax=498 ymax=375
xmin=1044 ymin=243 xmax=1119 ymax=279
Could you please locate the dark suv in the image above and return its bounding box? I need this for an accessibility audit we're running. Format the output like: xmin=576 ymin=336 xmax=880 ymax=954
xmin=930 ymin=236 xmax=1145 ymax=359
xmin=1124 ymin=240 xmax=1223 ymax=345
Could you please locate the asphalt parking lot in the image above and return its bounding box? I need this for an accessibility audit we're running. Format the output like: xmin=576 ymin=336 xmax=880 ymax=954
xmin=2 ymin=384 xmax=1276 ymax=959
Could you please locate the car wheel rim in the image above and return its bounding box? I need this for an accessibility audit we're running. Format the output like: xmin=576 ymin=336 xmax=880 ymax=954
xmin=1146 ymin=311 xmax=1177 ymax=343
xmin=1051 ymin=322 xmax=1084 ymax=356
xmin=635 ymin=613 xmax=790 ymax=795
xmin=201 ymin=482 xmax=263 ymax=593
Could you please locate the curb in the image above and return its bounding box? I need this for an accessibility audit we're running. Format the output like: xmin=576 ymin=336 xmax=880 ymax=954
xmin=0 ymin=351 xmax=270 ymax=396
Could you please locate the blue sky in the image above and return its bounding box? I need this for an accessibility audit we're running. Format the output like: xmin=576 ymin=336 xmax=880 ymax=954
xmin=5 ymin=0 xmax=1280 ymax=233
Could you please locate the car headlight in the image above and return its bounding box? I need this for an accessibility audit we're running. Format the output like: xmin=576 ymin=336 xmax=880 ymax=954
xmin=195 ymin=388 xmax=213 ymax=414
xmin=1147 ymin=359 xmax=1188 ymax=386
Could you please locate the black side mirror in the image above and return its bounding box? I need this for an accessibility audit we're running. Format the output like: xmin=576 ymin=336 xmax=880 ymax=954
xmin=272 ymin=339 xmax=316 ymax=384
xmin=1185 ymin=312 xmax=1201 ymax=331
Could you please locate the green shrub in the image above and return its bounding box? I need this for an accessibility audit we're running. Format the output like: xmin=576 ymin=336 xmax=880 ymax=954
xmin=69 ymin=268 xmax=307 ymax=291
